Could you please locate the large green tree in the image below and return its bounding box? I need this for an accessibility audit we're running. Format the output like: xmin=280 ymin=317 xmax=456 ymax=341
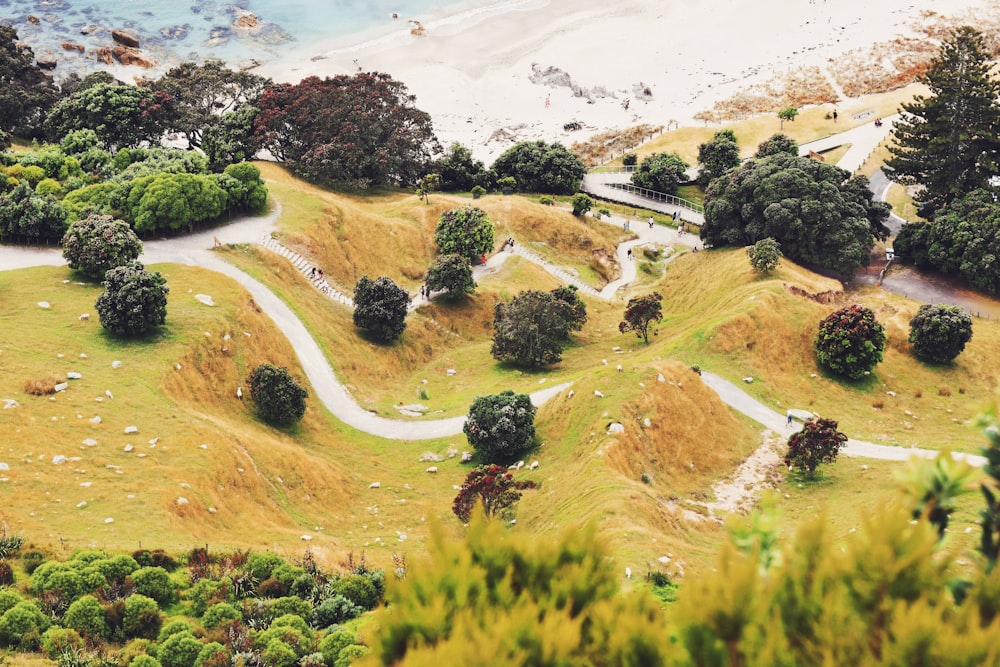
xmin=0 ymin=182 xmax=68 ymax=243
xmin=247 ymin=364 xmax=308 ymax=427
xmin=150 ymin=60 xmax=270 ymax=150
xmin=254 ymin=73 xmax=439 ymax=188
xmin=631 ymin=152 xmax=689 ymax=194
xmin=352 ymin=276 xmax=409 ymax=343
xmin=425 ymin=253 xmax=475 ymax=299
xmin=908 ymin=304 xmax=974 ymax=363
xmin=95 ymin=262 xmax=169 ymax=337
xmin=434 ymin=206 xmax=494 ymax=262
xmin=814 ymin=304 xmax=886 ymax=379
xmin=433 ymin=142 xmax=488 ymax=191
xmin=696 ymin=129 xmax=740 ymax=187
xmin=490 ymin=141 xmax=586 ymax=195
xmin=117 ymin=173 xmax=228 ymax=235
xmin=885 ymin=26 xmax=1000 ymax=210
xmin=61 ymin=214 xmax=143 ymax=280
xmin=702 ymin=152 xmax=889 ymax=276
xmin=492 ymin=288 xmax=586 ymax=367
xmin=463 ymin=391 xmax=536 ymax=463
xmin=893 ymin=189 xmax=1000 ymax=294
xmin=619 ymin=292 xmax=663 ymax=344
xmin=0 ymin=26 xmax=61 ymax=139
xmin=44 ymin=83 xmax=174 ymax=151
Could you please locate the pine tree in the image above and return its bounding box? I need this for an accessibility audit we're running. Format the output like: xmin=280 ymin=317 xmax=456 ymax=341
xmin=885 ymin=26 xmax=1000 ymax=210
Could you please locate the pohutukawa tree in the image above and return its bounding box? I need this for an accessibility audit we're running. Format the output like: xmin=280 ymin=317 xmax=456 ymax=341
xmin=631 ymin=152 xmax=689 ymax=194
xmin=490 ymin=141 xmax=586 ymax=195
xmin=95 ymin=262 xmax=169 ymax=337
xmin=696 ymin=129 xmax=740 ymax=188
xmin=61 ymin=214 xmax=143 ymax=280
xmin=247 ymin=363 xmax=308 ymax=426
xmin=452 ymin=465 xmax=537 ymax=523
xmin=463 ymin=390 xmax=536 ymax=464
xmin=434 ymin=206 xmax=494 ymax=262
xmin=425 ymin=253 xmax=475 ymax=299
xmin=814 ymin=304 xmax=886 ymax=380
xmin=747 ymin=237 xmax=782 ymax=274
xmin=619 ymin=292 xmax=663 ymax=344
xmin=702 ymin=152 xmax=889 ymax=277
xmin=784 ymin=417 xmax=847 ymax=479
xmin=492 ymin=288 xmax=586 ymax=367
xmin=254 ymin=72 xmax=439 ymax=188
xmin=908 ymin=304 xmax=973 ymax=363
xmin=885 ymin=26 xmax=1000 ymax=211
xmin=352 ymin=276 xmax=409 ymax=343
xmin=754 ymin=133 xmax=798 ymax=158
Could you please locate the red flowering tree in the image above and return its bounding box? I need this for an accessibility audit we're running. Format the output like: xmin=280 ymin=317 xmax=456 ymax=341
xmin=452 ymin=465 xmax=537 ymax=522
xmin=618 ymin=292 xmax=663 ymax=344
xmin=254 ymin=72 xmax=439 ymax=188
xmin=784 ymin=417 xmax=847 ymax=479
xmin=814 ymin=304 xmax=886 ymax=379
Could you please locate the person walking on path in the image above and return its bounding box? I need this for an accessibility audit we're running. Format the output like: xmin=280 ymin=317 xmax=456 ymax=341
xmin=787 ymin=410 xmax=793 ymax=427
xmin=648 ymin=216 xmax=654 ymax=229
xmin=627 ymin=248 xmax=633 ymax=261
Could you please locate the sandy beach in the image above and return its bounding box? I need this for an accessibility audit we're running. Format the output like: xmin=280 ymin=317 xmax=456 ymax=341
xmin=257 ymin=0 xmax=994 ymax=162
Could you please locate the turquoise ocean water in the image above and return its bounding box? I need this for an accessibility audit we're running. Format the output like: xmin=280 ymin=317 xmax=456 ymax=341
xmin=0 ymin=0 xmax=487 ymax=79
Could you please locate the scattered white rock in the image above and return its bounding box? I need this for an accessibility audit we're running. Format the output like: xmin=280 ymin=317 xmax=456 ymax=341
xmin=175 ymin=363 xmax=182 ymax=371
xmin=861 ymin=464 xmax=868 ymax=471
xmin=461 ymin=451 xmax=473 ymax=462
xmin=111 ymin=360 xmax=122 ymax=369
xmin=657 ymin=556 xmax=671 ymax=564
xmin=612 ymin=346 xmax=622 ymax=352
xmin=82 ymin=438 xmax=97 ymax=446
xmin=76 ymin=501 xmax=87 ymax=508
xmin=223 ymin=334 xmax=231 ymax=341
xmin=594 ymin=390 xmax=604 ymax=398
xmin=79 ymin=313 xmax=90 ymax=320
xmin=195 ymin=294 xmax=215 ymax=306
xmin=67 ymin=372 xmax=82 ymax=379
xmin=54 ymin=382 xmax=68 ymax=392
xmin=104 ymin=517 xmax=114 ymax=524
xmin=3 ymin=398 xmax=18 ymax=409
xmin=80 ymin=481 xmax=92 ymax=487
xmin=529 ymin=460 xmax=539 ymax=470
xmin=625 ymin=567 xmax=632 ymax=580
xmin=0 ymin=462 xmax=8 ymax=471
xmin=124 ymin=426 xmax=138 ymax=434
xmin=643 ymin=417 xmax=652 ymax=427
xmin=810 ymin=373 xmax=818 ymax=378
xmin=199 ymin=444 xmax=208 ymax=449
xmin=742 ymin=376 xmax=754 ymax=383
xmin=236 ymin=386 xmax=243 ymax=400
xmin=208 ymin=507 xmax=217 ymax=513
xmin=369 ymin=482 xmax=381 ymax=489
xmin=89 ymin=416 xmax=102 ymax=424
xmin=608 ymin=422 xmax=625 ymax=434
xmin=616 ymin=365 xmax=623 ymax=373
xmin=124 ymin=444 xmax=133 ymax=452
xmin=38 ymin=301 xmax=50 ymax=309
xmin=79 ymin=353 xmax=88 ymax=359
xmin=657 ymin=373 xmax=665 ymax=383
xmin=420 ymin=451 xmax=445 ymax=462
xmin=886 ymin=390 xmax=896 ymax=397
xmin=446 ymin=445 xmax=459 ymax=458
xmin=149 ymin=437 xmax=158 ymax=445
xmin=567 ymin=390 xmax=574 ymax=398
xmin=176 ymin=497 xmax=188 ymax=505
xmin=105 ymin=390 xmax=113 ymax=400
xmin=300 ymin=534 xmax=312 ymax=541
xmin=602 ymin=359 xmax=608 ymax=365
xmin=446 ymin=368 xmax=457 ymax=376
xmin=426 ymin=466 xmax=438 ymax=473
xmin=509 ymin=460 xmax=524 ymax=470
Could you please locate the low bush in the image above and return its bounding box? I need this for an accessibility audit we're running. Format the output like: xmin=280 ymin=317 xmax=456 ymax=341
xmin=312 ymin=596 xmax=361 ymax=629
xmin=24 ymin=376 xmax=59 ymax=395
xmin=130 ymin=567 xmax=174 ymax=605
xmin=327 ymin=575 xmax=378 ymax=610
xmin=202 ymin=603 xmax=241 ymax=630
xmin=122 ymin=594 xmax=162 ymax=640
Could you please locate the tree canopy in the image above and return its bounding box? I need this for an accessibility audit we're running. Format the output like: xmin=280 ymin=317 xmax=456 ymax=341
xmin=747 ymin=237 xmax=782 ymax=274
xmin=619 ymin=292 xmax=663 ymax=344
xmin=150 ymin=60 xmax=270 ymax=151
xmin=631 ymin=152 xmax=689 ymax=194
xmin=696 ymin=129 xmax=740 ymax=188
xmin=490 ymin=141 xmax=586 ymax=195
xmin=814 ymin=304 xmax=886 ymax=380
xmin=247 ymin=364 xmax=308 ymax=427
xmin=94 ymin=262 xmax=169 ymax=337
xmin=433 ymin=142 xmax=488 ymax=191
xmin=425 ymin=253 xmax=475 ymax=298
xmin=885 ymin=26 xmax=1000 ymax=210
xmin=352 ymin=276 xmax=409 ymax=343
xmin=0 ymin=182 xmax=68 ymax=243
xmin=893 ymin=189 xmax=1000 ymax=295
xmin=463 ymin=391 xmax=536 ymax=463
xmin=492 ymin=288 xmax=586 ymax=367
xmin=702 ymin=152 xmax=889 ymax=276
xmin=434 ymin=206 xmax=494 ymax=262
xmin=45 ymin=83 xmax=174 ymax=151
xmin=908 ymin=304 xmax=974 ymax=363
xmin=784 ymin=417 xmax=847 ymax=478
xmin=61 ymin=214 xmax=142 ymax=280
xmin=754 ymin=133 xmax=798 ymax=158
xmin=0 ymin=26 xmax=61 ymax=139
xmin=452 ymin=465 xmax=536 ymax=523
xmin=254 ymin=73 xmax=439 ymax=188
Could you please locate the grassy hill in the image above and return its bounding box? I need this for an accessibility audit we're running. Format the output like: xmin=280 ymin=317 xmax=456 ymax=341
xmin=2 ymin=165 xmax=998 ymax=583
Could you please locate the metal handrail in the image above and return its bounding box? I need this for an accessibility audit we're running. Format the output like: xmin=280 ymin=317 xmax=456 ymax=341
xmin=603 ymin=182 xmax=704 ymax=213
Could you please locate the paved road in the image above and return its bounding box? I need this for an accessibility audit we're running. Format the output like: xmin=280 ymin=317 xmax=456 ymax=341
xmin=799 ymin=114 xmax=898 ymax=174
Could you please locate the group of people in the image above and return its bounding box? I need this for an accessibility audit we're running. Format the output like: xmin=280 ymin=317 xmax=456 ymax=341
xmin=505 ymin=237 xmax=515 ymax=252
xmin=308 ymin=267 xmax=324 ymax=280
xmin=874 ymin=118 xmax=883 ymax=127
